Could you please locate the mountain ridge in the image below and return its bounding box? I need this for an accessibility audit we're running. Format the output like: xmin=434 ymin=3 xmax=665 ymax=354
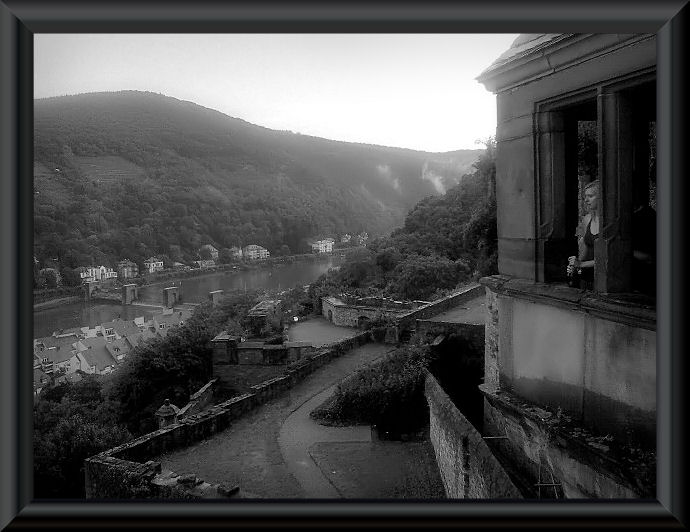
xmin=33 ymin=90 xmax=483 ymax=271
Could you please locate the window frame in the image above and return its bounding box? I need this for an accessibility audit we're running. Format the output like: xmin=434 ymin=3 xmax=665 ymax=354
xmin=534 ymin=68 xmax=656 ymax=296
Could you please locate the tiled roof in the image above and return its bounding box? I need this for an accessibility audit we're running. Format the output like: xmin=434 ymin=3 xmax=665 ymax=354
xmin=75 ymin=337 xmax=119 ymax=372
xmin=110 ymin=318 xmax=142 ymax=338
xmin=477 ymin=33 xmax=569 ymax=80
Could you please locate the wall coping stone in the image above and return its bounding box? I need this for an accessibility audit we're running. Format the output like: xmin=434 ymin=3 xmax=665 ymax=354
xmin=479 ymin=275 xmax=656 ymax=330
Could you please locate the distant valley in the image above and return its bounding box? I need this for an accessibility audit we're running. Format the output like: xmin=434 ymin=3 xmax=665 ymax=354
xmin=33 ymin=91 xmax=481 ymax=268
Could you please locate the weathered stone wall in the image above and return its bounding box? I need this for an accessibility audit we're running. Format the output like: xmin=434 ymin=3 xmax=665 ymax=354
xmin=481 ymin=384 xmax=651 ymax=498
xmin=480 ymin=275 xmax=656 ymax=445
xmin=396 ymin=284 xmax=484 ymax=338
xmin=85 ymin=332 xmax=372 ymax=498
xmin=237 ymin=347 xmax=264 ymax=365
xmin=84 ymin=455 xmax=238 ymax=499
xmin=425 ymin=373 xmax=522 ymax=499
xmin=322 ymin=298 xmax=403 ymax=328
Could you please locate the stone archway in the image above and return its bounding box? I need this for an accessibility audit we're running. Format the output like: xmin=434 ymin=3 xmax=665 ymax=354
xmin=327 ymin=310 xmax=333 ymax=322
xmin=357 ymin=316 xmax=370 ymax=329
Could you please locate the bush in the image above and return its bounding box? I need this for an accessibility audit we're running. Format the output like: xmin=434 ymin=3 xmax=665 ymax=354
xmin=311 ymin=344 xmax=434 ymax=432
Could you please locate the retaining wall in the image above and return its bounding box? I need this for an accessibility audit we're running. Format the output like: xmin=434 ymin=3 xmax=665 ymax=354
xmin=425 ymin=372 xmax=522 ymax=499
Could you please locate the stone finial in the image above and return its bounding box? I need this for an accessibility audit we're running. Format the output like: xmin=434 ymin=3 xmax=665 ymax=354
xmin=155 ymin=398 xmax=180 ymax=428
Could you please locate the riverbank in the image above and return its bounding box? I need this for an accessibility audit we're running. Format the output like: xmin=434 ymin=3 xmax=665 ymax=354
xmin=139 ymin=252 xmax=343 ymax=288
xmin=33 ymin=295 xmax=83 ymax=311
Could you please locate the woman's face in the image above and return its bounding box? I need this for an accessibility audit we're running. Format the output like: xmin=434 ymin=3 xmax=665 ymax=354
xmin=584 ymin=185 xmax=599 ymax=213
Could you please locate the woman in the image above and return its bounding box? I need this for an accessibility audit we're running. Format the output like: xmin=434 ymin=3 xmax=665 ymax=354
xmin=567 ymin=180 xmax=599 ymax=289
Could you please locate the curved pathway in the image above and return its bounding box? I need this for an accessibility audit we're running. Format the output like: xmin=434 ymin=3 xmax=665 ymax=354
xmin=278 ymin=383 xmax=375 ymax=498
xmin=157 ymin=343 xmax=392 ymax=498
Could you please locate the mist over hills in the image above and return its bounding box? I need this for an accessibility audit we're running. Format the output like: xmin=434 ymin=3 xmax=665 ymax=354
xmin=33 ymin=91 xmax=481 ymax=268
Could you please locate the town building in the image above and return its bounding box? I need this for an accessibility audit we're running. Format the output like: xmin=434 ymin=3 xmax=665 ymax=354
xmin=143 ymin=257 xmax=164 ymax=274
xmin=463 ymin=33 xmax=657 ymax=498
xmin=152 ymin=308 xmax=192 ymax=338
xmin=310 ymin=238 xmax=334 ymax=254
xmin=78 ymin=265 xmax=117 ymax=283
xmin=72 ymin=337 xmax=120 ymax=375
xmin=355 ymin=232 xmax=369 ymax=245
xmin=117 ymin=259 xmax=139 ymax=279
xmin=242 ymin=244 xmax=270 ymax=261
xmin=229 ymin=246 xmax=243 ymax=260
xmin=340 ymin=234 xmax=352 ymax=244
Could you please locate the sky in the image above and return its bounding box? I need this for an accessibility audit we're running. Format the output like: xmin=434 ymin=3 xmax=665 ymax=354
xmin=34 ymin=34 xmax=518 ymax=153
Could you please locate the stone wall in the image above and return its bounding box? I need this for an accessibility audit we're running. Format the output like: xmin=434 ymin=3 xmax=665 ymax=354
xmin=85 ymin=332 xmax=372 ymax=499
xmin=480 ymin=275 xmax=656 ymax=445
xmin=322 ymin=297 xmax=405 ymax=328
xmin=481 ymin=384 xmax=652 ymax=498
xmin=84 ymin=455 xmax=237 ymax=500
xmin=396 ymin=284 xmax=484 ymax=339
xmin=425 ymin=373 xmax=522 ymax=499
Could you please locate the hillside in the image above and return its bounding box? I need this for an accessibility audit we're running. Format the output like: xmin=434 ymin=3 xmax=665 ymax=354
xmin=33 ymin=91 xmax=481 ymax=270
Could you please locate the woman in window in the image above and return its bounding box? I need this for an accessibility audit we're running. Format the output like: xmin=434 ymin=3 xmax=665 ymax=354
xmin=567 ymin=179 xmax=599 ymax=290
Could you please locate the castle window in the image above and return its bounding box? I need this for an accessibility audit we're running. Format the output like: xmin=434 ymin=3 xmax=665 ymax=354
xmin=536 ymin=73 xmax=656 ymax=301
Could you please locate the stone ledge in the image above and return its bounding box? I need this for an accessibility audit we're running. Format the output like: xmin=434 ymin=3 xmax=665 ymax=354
xmin=479 ymin=275 xmax=656 ymax=330
xmin=479 ymin=383 xmax=655 ymax=497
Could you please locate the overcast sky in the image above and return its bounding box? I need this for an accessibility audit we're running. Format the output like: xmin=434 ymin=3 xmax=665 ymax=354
xmin=34 ymin=34 xmax=518 ymax=152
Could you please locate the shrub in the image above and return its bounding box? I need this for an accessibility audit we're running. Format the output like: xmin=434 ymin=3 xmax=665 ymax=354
xmin=311 ymin=344 xmax=434 ymax=432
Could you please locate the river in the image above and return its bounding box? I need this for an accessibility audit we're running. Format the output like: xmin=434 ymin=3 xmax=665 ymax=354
xmin=33 ymin=258 xmax=341 ymax=339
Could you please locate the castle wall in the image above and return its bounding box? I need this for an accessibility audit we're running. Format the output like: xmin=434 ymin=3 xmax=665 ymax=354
xmin=85 ymin=332 xmax=371 ymax=498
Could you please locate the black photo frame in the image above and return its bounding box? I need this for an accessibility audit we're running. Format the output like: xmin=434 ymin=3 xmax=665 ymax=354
xmin=1 ymin=1 xmax=687 ymax=528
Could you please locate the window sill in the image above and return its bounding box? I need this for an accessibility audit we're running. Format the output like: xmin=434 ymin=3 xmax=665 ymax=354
xmin=480 ymin=275 xmax=656 ymax=330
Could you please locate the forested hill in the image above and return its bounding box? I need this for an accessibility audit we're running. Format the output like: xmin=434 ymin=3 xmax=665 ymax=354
xmin=34 ymin=91 xmax=481 ymax=269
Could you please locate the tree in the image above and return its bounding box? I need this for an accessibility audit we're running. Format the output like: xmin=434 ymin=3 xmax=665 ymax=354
xmin=389 ymin=254 xmax=460 ymax=301
xmin=60 ymin=266 xmax=82 ymax=287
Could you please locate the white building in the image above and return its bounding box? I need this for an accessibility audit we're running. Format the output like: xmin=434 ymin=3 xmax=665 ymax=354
xmin=311 ymin=238 xmax=335 ymax=253
xmin=242 ymin=244 xmax=270 ymax=260
xmin=143 ymin=257 xmax=164 ymax=274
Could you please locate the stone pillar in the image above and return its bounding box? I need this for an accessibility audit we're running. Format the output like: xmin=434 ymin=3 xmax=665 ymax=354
xmin=122 ymin=283 xmax=138 ymax=305
xmin=154 ymin=399 xmax=179 ymax=429
xmin=208 ymin=290 xmax=224 ymax=306
xmin=596 ymin=90 xmax=634 ymax=293
xmin=163 ymin=286 xmax=179 ymax=308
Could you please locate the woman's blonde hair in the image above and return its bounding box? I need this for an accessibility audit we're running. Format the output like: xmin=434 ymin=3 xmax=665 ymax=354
xmin=584 ymin=179 xmax=599 ymax=192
